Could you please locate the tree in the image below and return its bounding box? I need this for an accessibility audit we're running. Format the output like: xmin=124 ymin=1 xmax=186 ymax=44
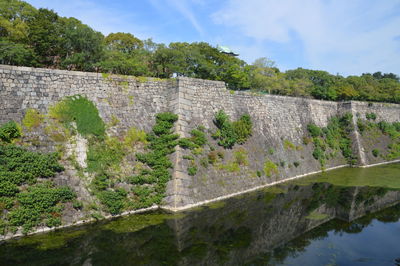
xmin=105 ymin=32 xmax=143 ymax=53
xmin=0 ymin=0 xmax=36 ymax=43
xmin=0 ymin=39 xmax=36 ymax=65
xmin=60 ymin=17 xmax=104 ymax=71
xmin=27 ymin=8 xmax=63 ymax=66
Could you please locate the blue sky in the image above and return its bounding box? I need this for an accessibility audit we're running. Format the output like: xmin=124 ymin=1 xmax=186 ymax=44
xmin=27 ymin=0 xmax=400 ymax=76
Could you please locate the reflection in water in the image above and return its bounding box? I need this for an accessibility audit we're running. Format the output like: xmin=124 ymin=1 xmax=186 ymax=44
xmin=1 ymin=164 xmax=400 ymax=265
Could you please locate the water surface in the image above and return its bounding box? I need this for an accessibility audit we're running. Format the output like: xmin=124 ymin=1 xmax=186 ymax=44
xmin=1 ymin=163 xmax=400 ymax=265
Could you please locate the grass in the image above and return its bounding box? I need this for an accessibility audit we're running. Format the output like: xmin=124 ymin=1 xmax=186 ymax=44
xmin=305 ymin=210 xmax=329 ymax=221
xmin=264 ymin=160 xmax=278 ymax=177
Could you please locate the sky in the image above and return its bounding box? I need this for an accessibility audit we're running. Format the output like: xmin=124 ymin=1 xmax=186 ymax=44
xmin=26 ymin=0 xmax=400 ymax=77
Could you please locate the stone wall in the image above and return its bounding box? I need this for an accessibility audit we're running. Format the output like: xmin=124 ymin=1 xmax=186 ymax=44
xmin=0 ymin=64 xmax=176 ymax=136
xmin=1 ymin=65 xmax=399 ymax=210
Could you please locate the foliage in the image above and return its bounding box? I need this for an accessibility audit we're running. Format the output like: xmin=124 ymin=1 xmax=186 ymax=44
xmin=87 ymin=137 xmax=126 ymax=174
xmin=0 ymin=143 xmax=72 ymax=234
xmin=307 ymin=124 xmax=322 ymax=138
xmin=178 ymin=126 xmax=207 ymax=150
xmin=124 ymin=127 xmax=147 ymax=147
xmin=263 ymin=160 xmax=278 ymax=177
xmin=49 ymin=95 xmax=105 ymax=138
xmin=307 ymin=114 xmax=356 ymax=167
xmin=132 ymin=112 xmax=179 ymax=206
xmin=366 ymin=113 xmax=377 ymax=121
xmin=22 ymin=108 xmax=43 ymax=131
xmin=187 ymin=166 xmax=197 ymax=176
xmin=0 ymin=144 xmax=64 ymax=185
xmin=0 ymin=121 xmax=22 ymax=143
xmin=99 ymin=189 xmax=127 ymax=215
xmin=213 ymin=110 xmax=252 ymax=148
xmin=372 ymin=149 xmax=380 ymax=158
xmin=1 ymin=0 xmax=400 ymax=100
xmin=283 ymin=140 xmax=296 ymax=150
xmin=233 ymin=148 xmax=249 ymax=166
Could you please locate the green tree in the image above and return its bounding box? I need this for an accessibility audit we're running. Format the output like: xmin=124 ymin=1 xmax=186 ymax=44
xmin=27 ymin=8 xmax=63 ymax=67
xmin=59 ymin=17 xmax=104 ymax=71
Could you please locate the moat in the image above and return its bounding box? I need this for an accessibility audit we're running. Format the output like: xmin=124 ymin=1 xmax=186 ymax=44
xmin=1 ymin=163 xmax=400 ymax=266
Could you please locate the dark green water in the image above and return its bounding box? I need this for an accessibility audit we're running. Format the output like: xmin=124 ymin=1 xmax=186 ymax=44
xmin=1 ymin=163 xmax=400 ymax=266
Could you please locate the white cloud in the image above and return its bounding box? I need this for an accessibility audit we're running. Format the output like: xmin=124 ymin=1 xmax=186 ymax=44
xmin=149 ymin=0 xmax=204 ymax=36
xmin=213 ymin=0 xmax=400 ymax=75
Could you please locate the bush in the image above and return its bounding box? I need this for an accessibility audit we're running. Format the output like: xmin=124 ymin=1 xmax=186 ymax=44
xmin=263 ymin=160 xmax=278 ymax=177
xmin=0 ymin=121 xmax=22 ymax=143
xmin=372 ymin=149 xmax=380 ymax=157
xmin=187 ymin=166 xmax=197 ymax=176
xmin=208 ymin=151 xmax=218 ymax=164
xmin=233 ymin=148 xmax=248 ymax=165
xmin=213 ymin=110 xmax=252 ymax=148
xmin=308 ymin=113 xmax=356 ymax=167
xmin=293 ymin=161 xmax=300 ymax=167
xmin=366 ymin=113 xmax=377 ymax=121
xmin=307 ymin=124 xmax=322 ymax=138
xmin=0 ymin=181 xmax=19 ymax=197
xmin=8 ymin=183 xmax=75 ymax=232
xmin=99 ymin=189 xmax=127 ymax=215
xmin=49 ymin=95 xmax=105 ymax=138
xmin=0 ymin=145 xmax=64 ymax=184
xmin=233 ymin=114 xmax=252 ymax=144
xmin=283 ymin=140 xmax=296 ymax=150
xmin=22 ymin=109 xmax=43 ymax=131
xmin=132 ymin=112 xmax=179 ymax=207
xmin=124 ymin=127 xmax=147 ymax=147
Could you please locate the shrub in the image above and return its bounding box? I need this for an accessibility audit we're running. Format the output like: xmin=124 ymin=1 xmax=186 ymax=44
xmin=0 ymin=121 xmax=22 ymax=143
xmin=208 ymin=151 xmax=218 ymax=164
xmin=263 ymin=160 xmax=278 ymax=177
xmin=22 ymin=109 xmax=43 ymax=131
xmin=0 ymin=181 xmax=19 ymax=197
xmin=200 ymin=157 xmax=209 ymax=168
xmin=87 ymin=137 xmax=126 ymax=174
xmin=213 ymin=110 xmax=252 ymax=148
xmin=308 ymin=113 xmax=356 ymax=167
xmin=133 ymin=112 xmax=179 ymax=207
xmin=293 ymin=161 xmax=300 ymax=167
xmin=124 ymin=127 xmax=147 ymax=147
xmin=188 ymin=166 xmax=197 ymax=176
xmin=283 ymin=140 xmax=296 ymax=150
xmin=99 ymin=189 xmax=127 ymax=215
xmin=233 ymin=114 xmax=252 ymax=144
xmin=307 ymin=124 xmax=322 ymax=138
xmin=357 ymin=119 xmax=366 ymax=133
xmin=8 ymin=182 xmax=75 ymax=232
xmin=372 ymin=149 xmax=380 ymax=157
xmin=233 ymin=148 xmax=248 ymax=165
xmin=49 ymin=95 xmax=105 ymax=138
xmin=256 ymin=170 xmax=262 ymax=177
xmin=366 ymin=113 xmax=377 ymax=121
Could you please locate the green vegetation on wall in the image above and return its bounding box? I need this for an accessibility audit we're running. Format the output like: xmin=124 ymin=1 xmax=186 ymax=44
xmin=0 ymin=141 xmax=74 ymax=234
xmin=212 ymin=110 xmax=252 ymax=149
xmin=0 ymin=121 xmax=22 ymax=143
xmin=22 ymin=109 xmax=43 ymax=131
xmin=49 ymin=95 xmax=105 ymax=138
xmin=307 ymin=113 xmax=357 ymax=167
xmin=131 ymin=112 xmax=179 ymax=208
xmin=357 ymin=118 xmax=400 ymax=160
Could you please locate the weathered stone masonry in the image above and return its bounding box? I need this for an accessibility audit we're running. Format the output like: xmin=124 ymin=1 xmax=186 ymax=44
xmin=0 ymin=65 xmax=399 ymax=210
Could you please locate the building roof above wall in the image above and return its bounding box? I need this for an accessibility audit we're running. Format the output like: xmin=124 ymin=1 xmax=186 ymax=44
xmin=217 ymin=45 xmax=239 ymax=56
